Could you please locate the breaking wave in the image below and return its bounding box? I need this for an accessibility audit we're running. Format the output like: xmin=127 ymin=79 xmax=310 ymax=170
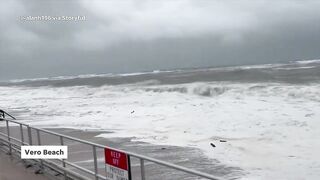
xmin=143 ymin=85 xmax=229 ymax=97
xmin=2 ymin=59 xmax=320 ymax=87
xmin=1 ymin=77 xmax=320 ymax=180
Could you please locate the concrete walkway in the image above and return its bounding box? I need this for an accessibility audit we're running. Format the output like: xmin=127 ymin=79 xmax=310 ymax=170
xmin=0 ymin=152 xmax=52 ymax=180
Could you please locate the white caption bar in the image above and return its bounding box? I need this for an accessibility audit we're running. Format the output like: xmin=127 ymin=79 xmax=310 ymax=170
xmin=21 ymin=146 xmax=68 ymax=159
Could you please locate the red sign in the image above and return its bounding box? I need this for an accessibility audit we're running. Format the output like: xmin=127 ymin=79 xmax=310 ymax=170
xmin=104 ymin=148 xmax=129 ymax=171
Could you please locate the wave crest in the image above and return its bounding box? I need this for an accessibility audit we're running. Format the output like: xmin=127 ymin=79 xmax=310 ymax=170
xmin=142 ymin=84 xmax=229 ymax=97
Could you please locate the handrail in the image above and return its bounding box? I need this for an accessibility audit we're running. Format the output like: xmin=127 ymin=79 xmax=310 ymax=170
xmin=0 ymin=110 xmax=225 ymax=180
xmin=0 ymin=109 xmax=16 ymax=120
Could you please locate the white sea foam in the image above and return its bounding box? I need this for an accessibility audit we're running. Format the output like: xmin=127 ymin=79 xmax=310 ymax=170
xmin=294 ymin=59 xmax=320 ymax=64
xmin=273 ymin=66 xmax=316 ymax=70
xmin=8 ymin=70 xmax=172 ymax=83
xmin=0 ymin=82 xmax=319 ymax=179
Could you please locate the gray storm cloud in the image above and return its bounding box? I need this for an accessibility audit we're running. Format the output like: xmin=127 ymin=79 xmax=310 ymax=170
xmin=0 ymin=0 xmax=320 ymax=80
xmin=75 ymin=0 xmax=320 ymax=48
xmin=76 ymin=0 xmax=255 ymax=48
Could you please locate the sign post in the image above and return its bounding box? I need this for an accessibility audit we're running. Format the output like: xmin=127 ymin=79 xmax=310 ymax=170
xmin=104 ymin=147 xmax=131 ymax=180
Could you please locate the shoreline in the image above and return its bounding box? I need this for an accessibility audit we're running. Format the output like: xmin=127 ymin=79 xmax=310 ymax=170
xmin=0 ymin=126 xmax=244 ymax=179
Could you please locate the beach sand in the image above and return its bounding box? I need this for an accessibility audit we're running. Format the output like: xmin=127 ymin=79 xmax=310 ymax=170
xmin=0 ymin=126 xmax=243 ymax=180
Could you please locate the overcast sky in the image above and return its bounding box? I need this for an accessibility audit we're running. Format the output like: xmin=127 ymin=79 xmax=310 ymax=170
xmin=1 ymin=0 xmax=320 ymax=80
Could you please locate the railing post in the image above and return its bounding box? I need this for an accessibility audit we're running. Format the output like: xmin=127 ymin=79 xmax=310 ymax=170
xmin=60 ymin=136 xmax=67 ymax=180
xmin=140 ymin=159 xmax=146 ymax=180
xmin=19 ymin=124 xmax=24 ymax=145
xmin=92 ymin=146 xmax=99 ymax=180
xmin=36 ymin=129 xmax=41 ymax=145
xmin=27 ymin=125 xmax=33 ymax=145
xmin=37 ymin=129 xmax=44 ymax=170
xmin=128 ymin=155 xmax=132 ymax=180
xmin=6 ymin=120 xmax=12 ymax=155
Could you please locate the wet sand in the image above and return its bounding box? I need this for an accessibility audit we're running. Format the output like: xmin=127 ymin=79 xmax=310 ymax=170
xmin=0 ymin=126 xmax=244 ymax=180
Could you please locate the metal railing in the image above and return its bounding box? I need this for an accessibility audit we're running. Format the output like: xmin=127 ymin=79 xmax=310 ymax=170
xmin=0 ymin=110 xmax=224 ymax=180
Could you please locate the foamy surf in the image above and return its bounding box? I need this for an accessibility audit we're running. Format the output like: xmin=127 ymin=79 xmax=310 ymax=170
xmin=1 ymin=60 xmax=320 ymax=179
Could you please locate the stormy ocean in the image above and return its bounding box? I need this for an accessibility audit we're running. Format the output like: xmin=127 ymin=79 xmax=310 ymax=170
xmin=1 ymin=59 xmax=320 ymax=179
